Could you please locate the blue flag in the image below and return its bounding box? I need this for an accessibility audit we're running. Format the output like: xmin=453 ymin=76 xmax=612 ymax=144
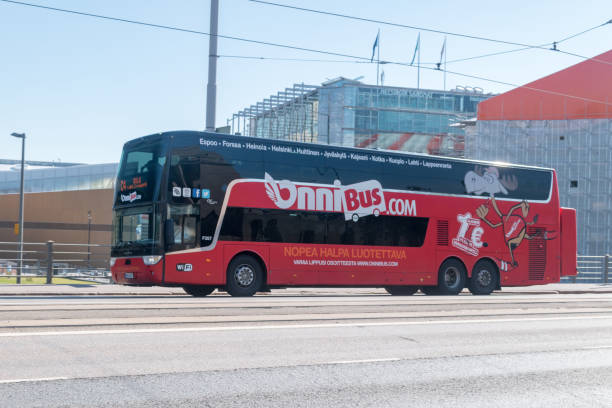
xmin=410 ymin=33 xmax=420 ymax=66
xmin=439 ymin=37 xmax=446 ymax=65
xmin=370 ymin=30 xmax=380 ymax=62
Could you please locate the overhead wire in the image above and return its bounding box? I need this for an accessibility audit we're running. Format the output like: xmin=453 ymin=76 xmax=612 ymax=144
xmin=556 ymin=19 xmax=612 ymax=44
xmin=1 ymin=0 xmax=611 ymax=107
xmin=250 ymin=0 xmax=612 ymax=67
xmin=249 ymin=0 xmax=546 ymax=49
xmin=0 ymin=0 xmax=370 ymax=61
xmin=218 ymin=55 xmax=370 ymax=63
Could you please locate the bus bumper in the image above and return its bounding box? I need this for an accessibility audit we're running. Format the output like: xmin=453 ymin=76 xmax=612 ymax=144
xmin=111 ymin=257 xmax=164 ymax=285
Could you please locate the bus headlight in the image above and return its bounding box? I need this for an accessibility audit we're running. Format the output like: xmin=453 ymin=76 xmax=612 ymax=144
xmin=110 ymin=258 xmax=117 ymax=267
xmin=143 ymin=255 xmax=163 ymax=265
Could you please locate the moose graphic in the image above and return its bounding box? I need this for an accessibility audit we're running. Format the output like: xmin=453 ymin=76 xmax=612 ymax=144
xmin=461 ymin=166 xmax=556 ymax=271
xmin=464 ymin=166 xmax=518 ymax=197
xmin=475 ymin=196 xmax=555 ymax=270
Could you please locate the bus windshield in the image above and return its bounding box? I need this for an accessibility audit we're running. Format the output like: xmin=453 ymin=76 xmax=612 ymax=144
xmin=112 ymin=205 xmax=161 ymax=256
xmin=115 ymin=142 xmax=166 ymax=206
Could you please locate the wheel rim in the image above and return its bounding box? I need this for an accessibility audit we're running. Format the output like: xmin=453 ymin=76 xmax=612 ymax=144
xmin=476 ymin=269 xmax=492 ymax=287
xmin=444 ymin=267 xmax=459 ymax=288
xmin=234 ymin=264 xmax=255 ymax=287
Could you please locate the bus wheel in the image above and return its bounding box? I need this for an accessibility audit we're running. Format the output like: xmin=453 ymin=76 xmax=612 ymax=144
xmin=385 ymin=286 xmax=418 ymax=296
xmin=226 ymin=255 xmax=263 ymax=297
xmin=437 ymin=259 xmax=466 ymax=295
xmin=469 ymin=259 xmax=498 ymax=295
xmin=183 ymin=285 xmax=215 ymax=297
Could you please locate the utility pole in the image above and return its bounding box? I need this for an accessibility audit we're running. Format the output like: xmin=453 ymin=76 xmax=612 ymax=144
xmin=205 ymin=0 xmax=219 ymax=132
xmin=10 ymin=132 xmax=25 ymax=284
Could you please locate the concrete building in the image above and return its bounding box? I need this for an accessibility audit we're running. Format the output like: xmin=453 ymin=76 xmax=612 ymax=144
xmin=466 ymin=49 xmax=612 ymax=256
xmin=0 ymin=161 xmax=117 ymax=272
xmin=231 ymin=78 xmax=492 ymax=157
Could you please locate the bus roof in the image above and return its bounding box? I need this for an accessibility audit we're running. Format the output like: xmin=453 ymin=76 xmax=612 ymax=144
xmin=125 ymin=130 xmax=554 ymax=173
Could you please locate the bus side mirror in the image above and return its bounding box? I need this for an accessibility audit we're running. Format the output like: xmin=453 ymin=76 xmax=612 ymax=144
xmin=164 ymin=219 xmax=175 ymax=248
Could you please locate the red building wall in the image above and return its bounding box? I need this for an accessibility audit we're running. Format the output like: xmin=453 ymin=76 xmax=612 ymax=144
xmin=477 ymin=50 xmax=612 ymax=121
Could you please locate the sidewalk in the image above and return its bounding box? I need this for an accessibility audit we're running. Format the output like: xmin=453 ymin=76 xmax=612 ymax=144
xmin=0 ymin=283 xmax=611 ymax=296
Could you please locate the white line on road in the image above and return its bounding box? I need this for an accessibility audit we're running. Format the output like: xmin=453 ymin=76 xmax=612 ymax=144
xmin=325 ymin=358 xmax=401 ymax=365
xmin=0 ymin=377 xmax=68 ymax=384
xmin=581 ymin=345 xmax=612 ymax=350
xmin=1 ymin=314 xmax=612 ymax=338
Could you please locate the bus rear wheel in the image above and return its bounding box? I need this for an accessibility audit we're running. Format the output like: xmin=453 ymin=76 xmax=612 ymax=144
xmin=226 ymin=255 xmax=263 ymax=297
xmin=469 ymin=259 xmax=498 ymax=295
xmin=436 ymin=259 xmax=466 ymax=295
xmin=385 ymin=286 xmax=418 ymax=296
xmin=183 ymin=285 xmax=215 ymax=297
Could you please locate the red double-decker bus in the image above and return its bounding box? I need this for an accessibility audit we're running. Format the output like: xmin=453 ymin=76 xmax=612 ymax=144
xmin=110 ymin=131 xmax=577 ymax=296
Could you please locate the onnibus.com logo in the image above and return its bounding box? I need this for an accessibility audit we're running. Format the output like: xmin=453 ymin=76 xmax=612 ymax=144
xmin=120 ymin=191 xmax=142 ymax=203
xmin=264 ymin=173 xmax=415 ymax=221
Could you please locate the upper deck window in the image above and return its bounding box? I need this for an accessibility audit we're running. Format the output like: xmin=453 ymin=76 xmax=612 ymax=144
xmin=115 ymin=143 xmax=166 ymax=206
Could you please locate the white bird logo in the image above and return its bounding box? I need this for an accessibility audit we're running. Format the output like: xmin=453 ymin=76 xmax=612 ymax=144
xmin=264 ymin=172 xmax=296 ymax=209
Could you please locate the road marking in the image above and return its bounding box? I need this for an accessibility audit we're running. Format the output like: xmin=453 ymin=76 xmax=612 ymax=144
xmin=0 ymin=377 xmax=68 ymax=384
xmin=1 ymin=314 xmax=612 ymax=338
xmin=325 ymin=358 xmax=401 ymax=365
xmin=581 ymin=345 xmax=612 ymax=350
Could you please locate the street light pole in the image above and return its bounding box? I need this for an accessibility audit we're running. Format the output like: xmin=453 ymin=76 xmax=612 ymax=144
xmin=87 ymin=210 xmax=92 ymax=271
xmin=11 ymin=132 xmax=25 ymax=284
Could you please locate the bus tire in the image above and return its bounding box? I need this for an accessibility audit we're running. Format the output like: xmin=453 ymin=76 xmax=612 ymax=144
xmin=226 ymin=255 xmax=263 ymax=297
xmin=436 ymin=258 xmax=466 ymax=295
xmin=385 ymin=286 xmax=418 ymax=296
xmin=469 ymin=259 xmax=498 ymax=295
xmin=183 ymin=285 xmax=215 ymax=297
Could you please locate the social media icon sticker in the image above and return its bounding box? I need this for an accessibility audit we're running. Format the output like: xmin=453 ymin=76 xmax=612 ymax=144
xmin=172 ymin=187 xmax=181 ymax=197
xmin=201 ymin=189 xmax=210 ymax=199
xmin=182 ymin=188 xmax=191 ymax=198
xmin=192 ymin=188 xmax=201 ymax=198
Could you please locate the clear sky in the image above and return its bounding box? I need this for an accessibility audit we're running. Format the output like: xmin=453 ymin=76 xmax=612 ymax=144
xmin=1 ymin=0 xmax=610 ymax=164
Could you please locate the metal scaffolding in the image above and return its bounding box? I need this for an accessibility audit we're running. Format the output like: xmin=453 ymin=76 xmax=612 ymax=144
xmin=231 ymin=83 xmax=320 ymax=143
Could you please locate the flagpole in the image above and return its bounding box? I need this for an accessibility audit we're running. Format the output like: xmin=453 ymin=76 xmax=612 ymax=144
xmin=443 ymin=36 xmax=447 ymax=91
xmin=417 ymin=36 xmax=420 ymax=89
xmin=376 ymin=30 xmax=380 ymax=87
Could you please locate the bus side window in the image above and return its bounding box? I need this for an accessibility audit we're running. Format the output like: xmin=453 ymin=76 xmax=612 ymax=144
xmin=167 ymin=205 xmax=199 ymax=249
xmin=183 ymin=216 xmax=196 ymax=244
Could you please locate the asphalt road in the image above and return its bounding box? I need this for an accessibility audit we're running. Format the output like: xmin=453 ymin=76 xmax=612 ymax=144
xmin=1 ymin=292 xmax=612 ymax=407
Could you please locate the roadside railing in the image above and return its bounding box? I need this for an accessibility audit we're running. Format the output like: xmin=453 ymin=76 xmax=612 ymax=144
xmin=561 ymin=255 xmax=610 ymax=284
xmin=1 ymin=243 xmax=610 ymax=285
xmin=0 ymin=241 xmax=112 ymax=284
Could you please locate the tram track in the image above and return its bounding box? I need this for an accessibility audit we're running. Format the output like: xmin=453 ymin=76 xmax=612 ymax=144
xmin=3 ymin=306 xmax=612 ymax=331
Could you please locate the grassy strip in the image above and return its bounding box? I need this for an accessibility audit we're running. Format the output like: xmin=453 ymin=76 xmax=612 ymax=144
xmin=0 ymin=276 xmax=96 ymax=285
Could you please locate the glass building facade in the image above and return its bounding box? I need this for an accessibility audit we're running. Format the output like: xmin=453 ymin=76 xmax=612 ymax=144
xmin=231 ymin=78 xmax=491 ymax=157
xmin=0 ymin=163 xmax=117 ymax=194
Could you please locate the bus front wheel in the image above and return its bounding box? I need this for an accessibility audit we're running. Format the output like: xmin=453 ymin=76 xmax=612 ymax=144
xmin=385 ymin=286 xmax=418 ymax=296
xmin=436 ymin=258 xmax=466 ymax=295
xmin=183 ymin=285 xmax=215 ymax=297
xmin=226 ymin=255 xmax=263 ymax=297
xmin=468 ymin=259 xmax=498 ymax=295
